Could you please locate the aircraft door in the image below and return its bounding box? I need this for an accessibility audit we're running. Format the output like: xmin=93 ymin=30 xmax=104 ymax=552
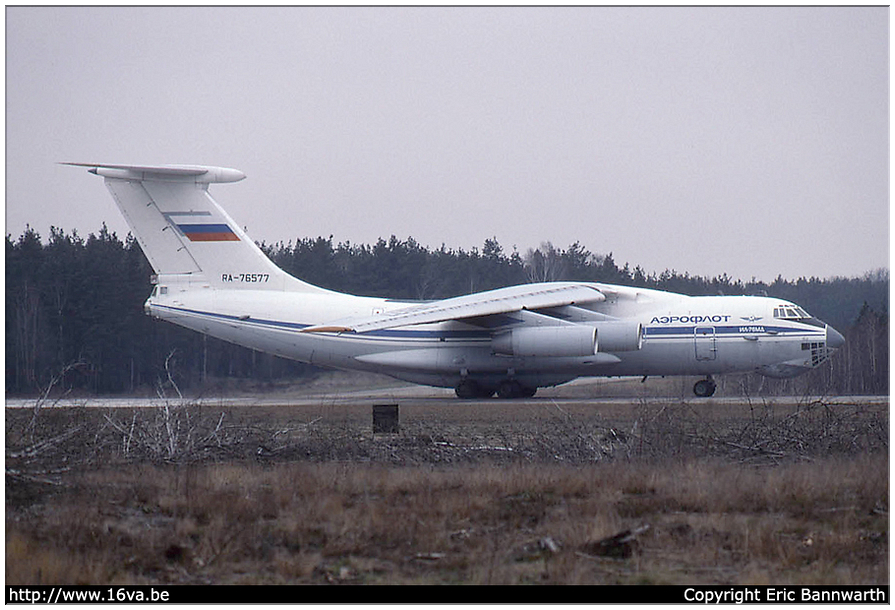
xmin=694 ymin=326 xmax=717 ymax=361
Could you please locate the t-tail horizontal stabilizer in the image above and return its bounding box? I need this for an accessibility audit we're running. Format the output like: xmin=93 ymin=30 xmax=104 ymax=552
xmin=66 ymin=163 xmax=331 ymax=294
xmin=61 ymin=162 xmax=246 ymax=183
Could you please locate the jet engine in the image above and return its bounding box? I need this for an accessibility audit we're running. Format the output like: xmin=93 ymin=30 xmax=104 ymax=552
xmin=491 ymin=322 xmax=642 ymax=358
xmin=593 ymin=321 xmax=643 ymax=352
xmin=492 ymin=325 xmax=596 ymax=357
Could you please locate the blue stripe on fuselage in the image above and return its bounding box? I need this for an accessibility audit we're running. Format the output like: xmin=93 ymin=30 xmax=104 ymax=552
xmin=644 ymin=325 xmax=823 ymax=338
xmin=151 ymin=304 xmax=490 ymax=340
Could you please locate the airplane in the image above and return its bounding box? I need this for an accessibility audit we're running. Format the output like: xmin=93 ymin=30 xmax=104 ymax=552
xmin=65 ymin=163 xmax=845 ymax=399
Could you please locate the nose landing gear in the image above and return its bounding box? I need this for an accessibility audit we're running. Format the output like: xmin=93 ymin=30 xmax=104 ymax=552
xmin=693 ymin=377 xmax=717 ymax=398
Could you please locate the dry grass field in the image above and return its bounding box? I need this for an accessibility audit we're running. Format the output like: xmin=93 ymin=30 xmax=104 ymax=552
xmin=5 ymin=379 xmax=889 ymax=586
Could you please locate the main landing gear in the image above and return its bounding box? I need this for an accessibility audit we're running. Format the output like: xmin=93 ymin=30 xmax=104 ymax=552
xmin=455 ymin=379 xmax=537 ymax=399
xmin=455 ymin=379 xmax=494 ymax=399
xmin=497 ymin=379 xmax=537 ymax=399
xmin=693 ymin=376 xmax=717 ymax=398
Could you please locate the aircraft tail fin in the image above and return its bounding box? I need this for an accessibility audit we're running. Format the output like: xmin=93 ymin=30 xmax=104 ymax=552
xmin=66 ymin=163 xmax=329 ymax=294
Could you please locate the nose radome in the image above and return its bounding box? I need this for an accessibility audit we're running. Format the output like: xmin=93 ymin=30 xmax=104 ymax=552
xmin=826 ymin=325 xmax=846 ymax=349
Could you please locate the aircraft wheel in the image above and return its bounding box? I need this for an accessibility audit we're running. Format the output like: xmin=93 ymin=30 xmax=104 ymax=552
xmin=455 ymin=380 xmax=494 ymax=399
xmin=693 ymin=378 xmax=717 ymax=398
xmin=497 ymin=380 xmax=537 ymax=399
xmin=497 ymin=380 xmax=522 ymax=399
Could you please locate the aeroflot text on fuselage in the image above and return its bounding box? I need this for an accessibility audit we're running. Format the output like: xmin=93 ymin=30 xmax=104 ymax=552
xmin=650 ymin=315 xmax=732 ymax=324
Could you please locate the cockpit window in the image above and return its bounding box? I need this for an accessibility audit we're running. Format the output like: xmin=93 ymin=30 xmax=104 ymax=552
xmin=774 ymin=305 xmax=812 ymax=320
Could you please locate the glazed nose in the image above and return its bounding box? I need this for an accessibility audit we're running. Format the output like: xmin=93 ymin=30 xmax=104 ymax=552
xmin=826 ymin=325 xmax=846 ymax=349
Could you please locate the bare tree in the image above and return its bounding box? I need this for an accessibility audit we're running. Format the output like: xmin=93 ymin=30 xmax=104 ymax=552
xmin=524 ymin=242 xmax=567 ymax=283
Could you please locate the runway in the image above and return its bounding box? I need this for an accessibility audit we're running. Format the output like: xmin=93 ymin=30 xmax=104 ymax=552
xmin=5 ymin=381 xmax=887 ymax=410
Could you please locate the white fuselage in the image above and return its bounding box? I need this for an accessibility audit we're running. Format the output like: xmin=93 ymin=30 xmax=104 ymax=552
xmin=146 ymin=280 xmax=836 ymax=391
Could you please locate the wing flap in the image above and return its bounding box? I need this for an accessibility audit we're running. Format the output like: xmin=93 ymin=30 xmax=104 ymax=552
xmin=302 ymin=283 xmax=606 ymax=333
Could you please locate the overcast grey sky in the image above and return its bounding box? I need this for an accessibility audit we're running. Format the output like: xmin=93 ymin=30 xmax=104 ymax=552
xmin=6 ymin=6 xmax=889 ymax=283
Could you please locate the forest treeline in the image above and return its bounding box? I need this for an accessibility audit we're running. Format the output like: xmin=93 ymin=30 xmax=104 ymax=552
xmin=6 ymin=227 xmax=889 ymax=397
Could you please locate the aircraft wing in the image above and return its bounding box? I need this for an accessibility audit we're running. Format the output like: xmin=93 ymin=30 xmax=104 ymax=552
xmin=303 ymin=282 xmax=606 ymax=333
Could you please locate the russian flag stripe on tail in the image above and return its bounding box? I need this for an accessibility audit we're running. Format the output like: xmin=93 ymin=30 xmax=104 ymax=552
xmin=177 ymin=223 xmax=240 ymax=242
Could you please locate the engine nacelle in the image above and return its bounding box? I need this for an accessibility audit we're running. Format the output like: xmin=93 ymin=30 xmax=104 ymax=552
xmin=492 ymin=322 xmax=643 ymax=357
xmin=594 ymin=321 xmax=643 ymax=352
xmin=492 ymin=325 xmax=597 ymax=357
